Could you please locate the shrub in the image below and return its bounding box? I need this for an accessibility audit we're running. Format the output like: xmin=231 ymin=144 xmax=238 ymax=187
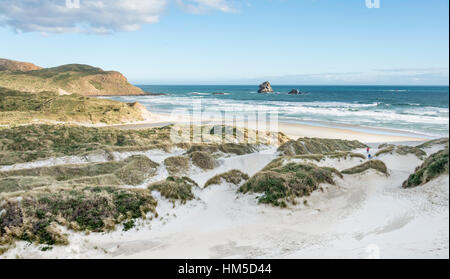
xmin=204 ymin=170 xmax=249 ymax=187
xmin=278 ymin=137 xmax=367 ymax=156
xmin=341 ymin=160 xmax=388 ymax=175
xmin=239 ymin=162 xmax=341 ymax=207
xmin=164 ymin=156 xmax=189 ymax=175
xmin=403 ymin=148 xmax=449 ymax=188
xmin=0 ymin=186 xmax=157 ymax=248
xmin=189 ymin=151 xmax=217 ymax=170
xmin=149 ymin=177 xmax=198 ymax=203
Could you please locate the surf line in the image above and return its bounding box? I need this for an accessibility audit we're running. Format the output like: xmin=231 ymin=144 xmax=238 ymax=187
xmin=178 ymin=263 xmax=213 ymax=277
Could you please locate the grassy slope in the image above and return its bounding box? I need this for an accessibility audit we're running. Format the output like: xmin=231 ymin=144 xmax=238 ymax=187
xmin=0 ymin=64 xmax=144 ymax=96
xmin=0 ymin=87 xmax=149 ymax=125
xmin=403 ymin=148 xmax=449 ymax=188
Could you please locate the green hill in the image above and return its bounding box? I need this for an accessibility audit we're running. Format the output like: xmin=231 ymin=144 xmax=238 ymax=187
xmin=0 ymin=87 xmax=150 ymax=125
xmin=0 ymin=59 xmax=144 ymax=96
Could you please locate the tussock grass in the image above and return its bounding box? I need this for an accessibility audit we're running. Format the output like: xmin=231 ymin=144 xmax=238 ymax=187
xmin=0 ymin=124 xmax=173 ymax=165
xmin=164 ymin=156 xmax=190 ymax=175
xmin=204 ymin=170 xmax=249 ymax=188
xmin=341 ymin=160 xmax=388 ymax=175
xmin=375 ymin=145 xmax=426 ymax=159
xmin=187 ymin=143 xmax=258 ymax=155
xmin=0 ymin=186 xmax=157 ymax=249
xmin=0 ymin=155 xmax=159 ymax=193
xmin=239 ymin=162 xmax=341 ymax=207
xmin=416 ymin=138 xmax=449 ymax=149
xmin=149 ymin=177 xmax=198 ymax=203
xmin=0 ymin=87 xmax=147 ymax=125
xmin=403 ymin=148 xmax=449 ymax=188
xmin=189 ymin=151 xmax=217 ymax=170
xmin=278 ymin=137 xmax=367 ymax=156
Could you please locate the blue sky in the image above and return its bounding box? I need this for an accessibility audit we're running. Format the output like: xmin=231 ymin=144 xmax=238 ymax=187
xmin=0 ymin=0 xmax=448 ymax=85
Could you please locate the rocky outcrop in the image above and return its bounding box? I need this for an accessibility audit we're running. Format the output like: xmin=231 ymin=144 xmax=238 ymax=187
xmin=258 ymin=81 xmax=273 ymax=93
xmin=288 ymin=89 xmax=301 ymax=95
xmin=0 ymin=59 xmax=144 ymax=96
xmin=0 ymin=58 xmax=42 ymax=72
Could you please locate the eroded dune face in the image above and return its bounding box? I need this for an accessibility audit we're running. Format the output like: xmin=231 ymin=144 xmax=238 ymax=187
xmin=0 ymin=129 xmax=448 ymax=259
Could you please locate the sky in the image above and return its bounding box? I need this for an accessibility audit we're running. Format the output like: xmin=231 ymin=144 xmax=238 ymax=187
xmin=0 ymin=0 xmax=449 ymax=85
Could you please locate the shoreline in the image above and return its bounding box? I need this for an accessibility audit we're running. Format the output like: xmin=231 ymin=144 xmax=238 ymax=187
xmin=110 ymin=112 xmax=429 ymax=143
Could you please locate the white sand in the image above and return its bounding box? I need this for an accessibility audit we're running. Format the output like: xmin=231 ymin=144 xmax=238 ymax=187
xmin=2 ymin=139 xmax=448 ymax=259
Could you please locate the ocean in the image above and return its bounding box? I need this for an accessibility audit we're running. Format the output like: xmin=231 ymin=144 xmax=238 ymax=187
xmin=103 ymin=85 xmax=449 ymax=139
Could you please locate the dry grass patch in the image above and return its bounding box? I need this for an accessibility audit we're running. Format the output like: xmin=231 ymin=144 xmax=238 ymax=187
xmin=0 ymin=155 xmax=159 ymax=193
xmin=239 ymin=162 xmax=341 ymax=207
xmin=0 ymin=186 xmax=157 ymax=249
xmin=149 ymin=177 xmax=198 ymax=203
xmin=403 ymin=148 xmax=449 ymax=188
xmin=278 ymin=137 xmax=367 ymax=156
xmin=189 ymin=151 xmax=218 ymax=170
xmin=416 ymin=138 xmax=449 ymax=149
xmin=341 ymin=160 xmax=388 ymax=175
xmin=375 ymin=145 xmax=426 ymax=159
xmin=204 ymin=170 xmax=249 ymax=188
xmin=164 ymin=156 xmax=190 ymax=175
xmin=0 ymin=124 xmax=174 ymax=165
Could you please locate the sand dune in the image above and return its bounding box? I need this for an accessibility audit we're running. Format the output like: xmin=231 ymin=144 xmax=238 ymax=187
xmin=2 ymin=139 xmax=448 ymax=259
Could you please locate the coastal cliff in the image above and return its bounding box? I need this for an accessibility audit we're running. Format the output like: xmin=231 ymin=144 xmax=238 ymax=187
xmin=0 ymin=59 xmax=144 ymax=96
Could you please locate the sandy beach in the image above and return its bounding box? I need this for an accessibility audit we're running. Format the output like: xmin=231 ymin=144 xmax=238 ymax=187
xmin=109 ymin=111 xmax=428 ymax=143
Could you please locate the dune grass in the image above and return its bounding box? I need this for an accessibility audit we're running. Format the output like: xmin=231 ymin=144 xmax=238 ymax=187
xmin=0 ymin=155 xmax=159 ymax=193
xmin=0 ymin=186 xmax=157 ymax=249
xmin=403 ymin=148 xmax=449 ymax=188
xmin=239 ymin=162 xmax=341 ymax=207
xmin=341 ymin=160 xmax=388 ymax=175
xmin=164 ymin=156 xmax=190 ymax=175
xmin=278 ymin=137 xmax=367 ymax=156
xmin=375 ymin=145 xmax=426 ymax=159
xmin=0 ymin=87 xmax=147 ymax=125
xmin=416 ymin=138 xmax=449 ymax=149
xmin=0 ymin=124 xmax=175 ymax=166
xmin=204 ymin=170 xmax=249 ymax=188
xmin=189 ymin=151 xmax=218 ymax=170
xmin=149 ymin=177 xmax=198 ymax=203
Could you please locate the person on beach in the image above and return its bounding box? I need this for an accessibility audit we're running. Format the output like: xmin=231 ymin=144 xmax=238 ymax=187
xmin=367 ymin=147 xmax=370 ymax=153
xmin=368 ymin=154 xmax=372 ymax=159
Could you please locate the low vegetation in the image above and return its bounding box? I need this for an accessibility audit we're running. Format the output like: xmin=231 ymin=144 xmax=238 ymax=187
xmin=204 ymin=170 xmax=250 ymax=187
xmin=189 ymin=151 xmax=218 ymax=170
xmin=0 ymin=87 xmax=148 ymax=125
xmin=0 ymin=124 xmax=174 ymax=165
xmin=0 ymin=186 xmax=157 ymax=249
xmin=0 ymin=155 xmax=159 ymax=193
xmin=164 ymin=156 xmax=190 ymax=175
xmin=375 ymin=144 xmax=426 ymax=159
xmin=187 ymin=143 xmax=259 ymax=156
xmin=239 ymin=162 xmax=341 ymax=207
xmin=278 ymin=137 xmax=367 ymax=156
xmin=149 ymin=177 xmax=198 ymax=203
xmin=261 ymin=152 xmax=365 ymax=172
xmin=0 ymin=62 xmax=144 ymax=96
xmin=416 ymin=138 xmax=449 ymax=149
xmin=341 ymin=160 xmax=388 ymax=175
xmin=402 ymin=148 xmax=449 ymax=188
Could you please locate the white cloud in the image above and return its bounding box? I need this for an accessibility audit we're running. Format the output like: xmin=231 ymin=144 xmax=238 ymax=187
xmin=0 ymin=0 xmax=164 ymax=33
xmin=0 ymin=0 xmax=239 ymax=34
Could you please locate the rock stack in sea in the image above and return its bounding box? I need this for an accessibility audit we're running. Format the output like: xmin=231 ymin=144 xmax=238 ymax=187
xmin=288 ymin=89 xmax=301 ymax=95
xmin=258 ymin=81 xmax=274 ymax=93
